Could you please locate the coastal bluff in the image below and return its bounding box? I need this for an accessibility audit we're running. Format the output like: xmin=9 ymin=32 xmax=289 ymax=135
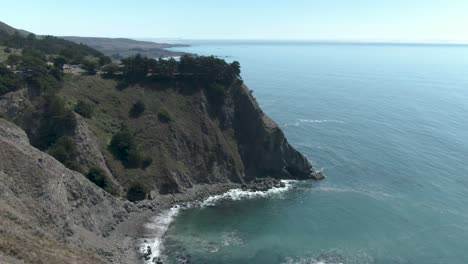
xmin=0 ymin=23 xmax=322 ymax=262
xmin=0 ymin=80 xmax=322 ymax=263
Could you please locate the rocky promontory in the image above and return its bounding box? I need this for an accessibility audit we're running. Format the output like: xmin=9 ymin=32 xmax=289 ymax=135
xmin=0 ymin=80 xmax=323 ymax=263
xmin=0 ymin=23 xmax=323 ymax=263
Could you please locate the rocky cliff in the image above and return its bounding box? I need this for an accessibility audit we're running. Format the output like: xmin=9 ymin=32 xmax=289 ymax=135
xmin=229 ymin=82 xmax=323 ymax=181
xmin=1 ymin=21 xmax=322 ymax=263
xmin=0 ymin=76 xmax=322 ymax=263
xmin=55 ymin=75 xmax=322 ymax=199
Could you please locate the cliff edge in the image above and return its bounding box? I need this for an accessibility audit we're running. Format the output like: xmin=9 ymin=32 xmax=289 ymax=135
xmin=230 ymin=83 xmax=323 ymax=181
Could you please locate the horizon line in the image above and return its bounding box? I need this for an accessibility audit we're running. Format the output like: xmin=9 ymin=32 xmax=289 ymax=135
xmin=134 ymin=37 xmax=468 ymax=46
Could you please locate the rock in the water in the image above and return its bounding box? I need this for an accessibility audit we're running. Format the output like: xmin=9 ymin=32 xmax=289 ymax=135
xmin=153 ymin=257 xmax=164 ymax=264
xmin=311 ymin=171 xmax=325 ymax=180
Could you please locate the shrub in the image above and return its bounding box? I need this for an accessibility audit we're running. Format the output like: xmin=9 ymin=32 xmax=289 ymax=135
xmin=129 ymin=100 xmax=145 ymax=118
xmin=74 ymin=100 xmax=94 ymax=118
xmin=82 ymin=59 xmax=97 ymax=75
xmin=48 ymin=136 xmax=81 ymax=171
xmin=109 ymin=129 xmax=144 ymax=168
xmin=110 ymin=130 xmax=133 ymax=159
xmin=127 ymin=183 xmax=146 ymax=202
xmin=34 ymin=95 xmax=77 ymax=149
xmin=63 ymin=160 xmax=83 ymax=172
xmin=86 ymin=166 xmax=108 ymax=188
xmin=126 ymin=147 xmax=144 ymax=168
xmin=158 ymin=109 xmax=173 ymax=123
xmin=4 ymin=47 xmax=11 ymax=53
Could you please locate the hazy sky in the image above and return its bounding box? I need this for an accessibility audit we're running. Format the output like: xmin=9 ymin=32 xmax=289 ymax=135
xmin=3 ymin=0 xmax=468 ymax=43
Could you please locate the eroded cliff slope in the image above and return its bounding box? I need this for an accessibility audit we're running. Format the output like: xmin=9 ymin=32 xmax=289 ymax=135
xmin=0 ymin=118 xmax=128 ymax=263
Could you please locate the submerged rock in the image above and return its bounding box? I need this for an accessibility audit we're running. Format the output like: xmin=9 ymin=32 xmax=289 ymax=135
xmin=242 ymin=177 xmax=287 ymax=192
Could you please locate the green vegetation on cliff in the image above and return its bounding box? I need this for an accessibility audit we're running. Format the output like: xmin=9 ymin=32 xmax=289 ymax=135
xmin=0 ymin=24 xmax=111 ymax=173
xmin=1 ymin=21 xmax=314 ymax=203
xmin=0 ymin=30 xmax=108 ymax=64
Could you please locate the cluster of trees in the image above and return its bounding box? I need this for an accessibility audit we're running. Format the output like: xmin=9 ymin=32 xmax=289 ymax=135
xmin=6 ymin=48 xmax=62 ymax=96
xmin=0 ymin=64 xmax=22 ymax=95
xmin=33 ymin=95 xmax=77 ymax=150
xmin=109 ymin=128 xmax=152 ymax=169
xmin=1 ymin=47 xmax=80 ymax=170
xmin=106 ymin=54 xmax=241 ymax=106
xmin=115 ymin=54 xmax=241 ymax=86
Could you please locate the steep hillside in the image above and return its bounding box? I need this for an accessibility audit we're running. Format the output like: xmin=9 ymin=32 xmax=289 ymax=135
xmin=0 ymin=118 xmax=128 ymax=263
xmin=0 ymin=39 xmax=322 ymax=201
xmin=58 ymin=71 xmax=321 ymax=200
xmin=0 ymin=21 xmax=30 ymax=36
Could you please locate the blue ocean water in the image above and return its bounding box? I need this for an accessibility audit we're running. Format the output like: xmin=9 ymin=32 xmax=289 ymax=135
xmin=160 ymin=42 xmax=468 ymax=264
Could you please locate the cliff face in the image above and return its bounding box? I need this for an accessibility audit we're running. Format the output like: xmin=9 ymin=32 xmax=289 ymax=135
xmin=1 ymin=21 xmax=322 ymax=263
xmin=229 ymin=83 xmax=322 ymax=180
xmin=0 ymin=118 xmax=128 ymax=263
xmin=0 ymin=76 xmax=322 ymax=263
xmin=56 ymin=75 xmax=321 ymax=197
xmin=0 ymin=75 xmax=322 ymax=198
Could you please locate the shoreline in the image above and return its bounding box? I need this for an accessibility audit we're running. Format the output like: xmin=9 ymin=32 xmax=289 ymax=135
xmin=108 ymin=178 xmax=309 ymax=264
xmin=107 ymin=182 xmax=241 ymax=264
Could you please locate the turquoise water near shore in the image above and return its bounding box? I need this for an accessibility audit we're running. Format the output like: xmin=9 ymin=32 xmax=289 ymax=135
xmin=159 ymin=43 xmax=468 ymax=263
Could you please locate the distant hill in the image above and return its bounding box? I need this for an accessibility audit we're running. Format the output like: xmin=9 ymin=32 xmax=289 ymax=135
xmin=0 ymin=21 xmax=31 ymax=36
xmin=0 ymin=21 xmax=106 ymax=66
xmin=0 ymin=20 xmax=188 ymax=60
xmin=62 ymin=36 xmax=189 ymax=59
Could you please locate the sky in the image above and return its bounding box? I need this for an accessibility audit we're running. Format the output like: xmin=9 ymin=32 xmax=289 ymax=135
xmin=2 ymin=0 xmax=468 ymax=43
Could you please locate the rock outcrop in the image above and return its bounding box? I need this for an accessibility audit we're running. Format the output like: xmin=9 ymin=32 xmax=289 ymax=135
xmin=73 ymin=114 xmax=122 ymax=193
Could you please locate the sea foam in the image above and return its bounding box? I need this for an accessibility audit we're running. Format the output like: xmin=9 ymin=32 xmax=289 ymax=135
xmin=201 ymin=180 xmax=296 ymax=207
xmin=140 ymin=206 xmax=180 ymax=263
xmin=285 ymin=119 xmax=345 ymax=127
xmin=140 ymin=180 xmax=296 ymax=262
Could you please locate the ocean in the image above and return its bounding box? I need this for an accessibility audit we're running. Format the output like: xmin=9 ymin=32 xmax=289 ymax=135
xmin=144 ymin=42 xmax=468 ymax=264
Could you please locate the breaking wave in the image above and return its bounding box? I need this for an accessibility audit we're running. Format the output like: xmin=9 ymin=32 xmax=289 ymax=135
xmin=285 ymin=119 xmax=345 ymax=127
xmin=141 ymin=180 xmax=296 ymax=262
xmin=140 ymin=206 xmax=180 ymax=263
xmin=201 ymin=180 xmax=296 ymax=207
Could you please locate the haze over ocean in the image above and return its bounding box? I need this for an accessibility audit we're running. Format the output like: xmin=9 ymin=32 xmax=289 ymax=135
xmin=151 ymin=42 xmax=468 ymax=264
